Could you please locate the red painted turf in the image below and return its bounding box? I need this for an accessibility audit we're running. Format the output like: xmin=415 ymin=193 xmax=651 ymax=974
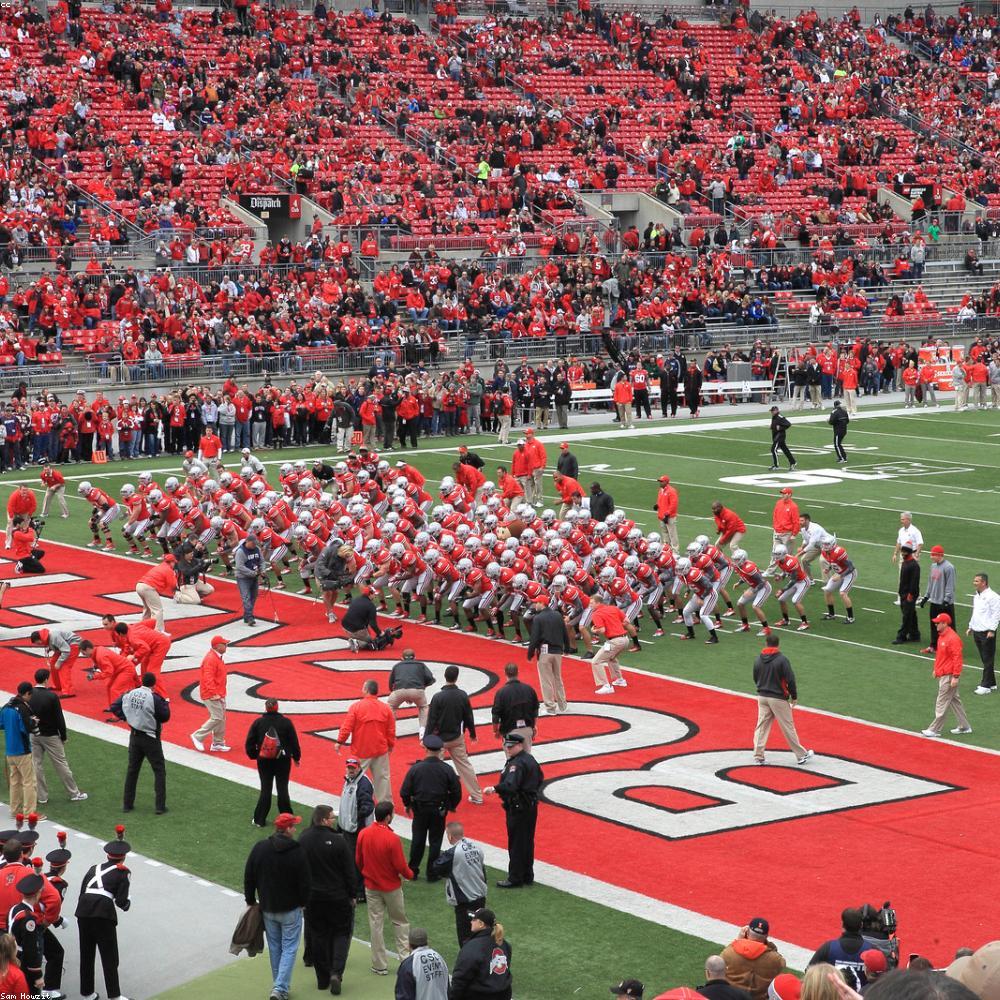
xmin=1 ymin=544 xmax=997 ymax=961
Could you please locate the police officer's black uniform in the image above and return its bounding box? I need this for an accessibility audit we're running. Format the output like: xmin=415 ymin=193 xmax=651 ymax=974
xmin=399 ymin=736 xmax=461 ymax=880
xmin=75 ymin=840 xmax=131 ymax=1000
xmin=494 ymin=734 xmax=543 ymax=888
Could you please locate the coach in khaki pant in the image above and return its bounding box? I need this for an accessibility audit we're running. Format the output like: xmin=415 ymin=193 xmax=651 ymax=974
xmin=1 ymin=682 xmax=40 ymax=816
xmin=30 ymin=669 xmax=87 ymax=804
xmin=426 ymin=666 xmax=483 ymax=804
xmin=922 ymin=613 xmax=972 ymax=737
xmin=387 ymin=650 xmax=436 ymax=736
xmin=336 ymin=680 xmax=396 ymax=803
xmin=589 ymin=595 xmax=638 ymax=695
xmin=526 ymin=599 xmax=570 ymax=715
xmin=752 ymin=635 xmax=813 ymax=765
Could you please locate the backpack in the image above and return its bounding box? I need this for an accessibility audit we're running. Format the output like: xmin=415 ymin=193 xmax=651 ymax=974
xmin=258 ymin=726 xmax=281 ymax=760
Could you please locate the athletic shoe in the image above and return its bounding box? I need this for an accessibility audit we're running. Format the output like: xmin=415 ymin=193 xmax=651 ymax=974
xmin=581 ymin=651 xmax=594 ymax=659
xmin=843 ymin=618 xmax=855 ymax=625
xmin=463 ymin=625 xmax=476 ymax=633
xmin=104 ymin=541 xmax=115 ymax=550
xmin=672 ymin=615 xmax=685 ymax=624
xmin=327 ymin=613 xmax=338 ymax=624
xmin=70 ymin=792 xmax=89 ymax=801
xmin=796 ymin=750 xmax=814 ymax=765
xmin=769 ymin=465 xmax=779 ymax=471
xmin=86 ymin=540 xmax=100 ymax=548
xmin=893 ymin=597 xmax=901 ymax=606
xmin=974 ymin=686 xmax=993 ymax=695
xmin=822 ymin=613 xmax=836 ymax=620
xmin=789 ymin=464 xmax=797 ymax=471
xmin=653 ymin=628 xmax=664 ymax=637
xmin=41 ymin=990 xmax=67 ymax=1000
xmin=347 ymin=639 xmax=358 ymax=653
xmin=705 ymin=635 xmax=719 ymax=644
xmin=756 ymin=629 xmax=771 ymax=638
xmin=210 ymin=744 xmax=232 ymax=752
xmin=393 ymin=609 xmax=408 ymax=618
xmin=722 ymin=609 xmax=736 ymax=618
xmin=190 ymin=733 xmax=204 ymax=752
xmin=774 ymin=618 xmax=789 ymax=627
xmin=538 ymin=706 xmax=550 ymax=716
xmin=796 ymin=621 xmax=810 ymax=631
xmin=273 ymin=582 xmax=286 ymax=590
xmin=330 ymin=975 xmax=342 ymax=995
xmin=677 ymin=634 xmax=694 ymax=641
xmin=415 ymin=614 xmax=428 ymax=623
xmin=950 ymin=726 xmax=973 ymax=734
xmin=736 ymin=624 xmax=751 ymax=633
xmin=754 ymin=758 xmax=766 ymax=766
xmin=371 ymin=969 xmax=389 ymax=977
xmin=612 ymin=678 xmax=627 ymax=688
xmin=467 ymin=796 xmax=484 ymax=805
xmin=595 ymin=684 xmax=614 ymax=695
xmin=920 ymin=728 xmax=941 ymax=738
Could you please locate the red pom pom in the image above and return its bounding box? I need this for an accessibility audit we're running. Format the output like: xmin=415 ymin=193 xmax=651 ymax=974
xmin=115 ymin=825 xmax=125 ymax=839
xmin=27 ymin=813 xmax=38 ymax=830
xmin=14 ymin=814 xmax=24 ymax=830
xmin=32 ymin=857 xmax=42 ymax=869
xmin=57 ymin=831 xmax=67 ymax=846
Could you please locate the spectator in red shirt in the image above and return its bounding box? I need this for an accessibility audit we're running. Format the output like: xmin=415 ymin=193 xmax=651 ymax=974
xmin=356 ymin=801 xmax=413 ymax=975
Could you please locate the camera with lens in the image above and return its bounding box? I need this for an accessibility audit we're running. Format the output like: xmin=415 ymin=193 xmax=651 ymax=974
xmin=860 ymin=901 xmax=899 ymax=969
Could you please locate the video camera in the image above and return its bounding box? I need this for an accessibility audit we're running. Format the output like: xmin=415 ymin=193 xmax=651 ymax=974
xmin=860 ymin=901 xmax=899 ymax=969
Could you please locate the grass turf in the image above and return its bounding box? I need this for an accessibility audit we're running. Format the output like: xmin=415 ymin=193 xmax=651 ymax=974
xmin=5 ymin=403 xmax=999 ymax=996
xmin=33 ymin=730 xmax=718 ymax=1000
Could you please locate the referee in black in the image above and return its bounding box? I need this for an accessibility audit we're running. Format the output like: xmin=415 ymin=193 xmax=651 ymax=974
xmin=829 ymin=399 xmax=849 ymax=465
xmin=769 ymin=406 xmax=796 ymax=471
xmin=399 ymin=735 xmax=461 ymax=880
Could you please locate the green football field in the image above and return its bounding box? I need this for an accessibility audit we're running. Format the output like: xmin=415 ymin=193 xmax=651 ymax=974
xmin=1 ymin=400 xmax=997 ymax=998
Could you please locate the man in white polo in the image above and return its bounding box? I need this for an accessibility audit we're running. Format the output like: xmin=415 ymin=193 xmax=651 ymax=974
xmin=969 ymin=573 xmax=1000 ymax=695
xmin=796 ymin=512 xmax=829 ymax=582
xmin=892 ymin=512 xmax=923 ymax=605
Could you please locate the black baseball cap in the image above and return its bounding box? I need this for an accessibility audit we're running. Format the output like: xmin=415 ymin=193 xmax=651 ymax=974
xmin=611 ymin=981 xmax=644 ymax=998
xmin=749 ymin=916 xmax=770 ymax=936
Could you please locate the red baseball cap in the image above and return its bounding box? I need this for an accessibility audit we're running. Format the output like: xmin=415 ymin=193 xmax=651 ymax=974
xmin=932 ymin=613 xmax=952 ymax=625
xmin=210 ymin=636 xmax=229 ymax=647
xmin=525 ymin=428 xmax=534 ymax=435
xmin=274 ymin=814 xmax=301 ymax=830
xmin=780 ymin=488 xmax=794 ymax=496
xmin=658 ymin=475 xmax=670 ymax=484
xmin=931 ymin=545 xmax=945 ymax=556
xmin=862 ymin=950 xmax=888 ymax=975
xmin=560 ymin=442 xmax=569 ymax=449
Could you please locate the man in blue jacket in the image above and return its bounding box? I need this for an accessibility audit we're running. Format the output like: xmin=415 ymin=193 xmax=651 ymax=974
xmin=0 ymin=682 xmax=40 ymax=817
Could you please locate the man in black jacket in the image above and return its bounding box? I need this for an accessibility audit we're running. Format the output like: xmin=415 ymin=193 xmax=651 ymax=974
xmin=298 ymin=804 xmax=355 ymax=994
xmin=829 ymin=399 xmax=849 ymax=464
xmin=752 ymin=635 xmax=812 ymax=765
xmin=30 ymin=668 xmax=86 ymax=805
xmin=246 ymin=699 xmax=302 ymax=827
xmin=426 ymin=665 xmax=482 ymax=805
xmin=769 ymin=406 xmax=796 ymax=471
xmin=244 ymin=812 xmax=312 ymax=1000
xmin=526 ymin=602 xmax=569 ymax=717
xmin=491 ymin=663 xmax=539 ymax=751
xmin=698 ymin=955 xmax=752 ymax=1000
xmin=589 ymin=482 xmax=615 ymax=522
xmin=342 ymin=588 xmax=382 ymax=651
xmin=555 ymin=442 xmax=578 ymax=480
xmin=400 ymin=735 xmax=461 ymax=880
xmin=893 ymin=545 xmax=921 ymax=645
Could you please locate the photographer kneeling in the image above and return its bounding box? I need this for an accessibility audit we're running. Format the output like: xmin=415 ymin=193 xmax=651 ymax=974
xmin=10 ymin=515 xmax=45 ymax=574
xmin=343 ymin=587 xmax=384 ymax=652
xmin=173 ymin=541 xmax=216 ymax=605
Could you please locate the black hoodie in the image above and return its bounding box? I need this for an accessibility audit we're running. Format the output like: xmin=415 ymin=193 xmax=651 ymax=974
xmin=244 ymin=833 xmax=311 ymax=911
xmin=753 ymin=647 xmax=797 ymax=700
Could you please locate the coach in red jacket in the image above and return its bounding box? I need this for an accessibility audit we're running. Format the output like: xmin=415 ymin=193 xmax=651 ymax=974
xmin=922 ymin=614 xmax=972 ymax=737
xmin=336 ymin=680 xmax=396 ymax=802
xmin=191 ymin=636 xmax=229 ymax=753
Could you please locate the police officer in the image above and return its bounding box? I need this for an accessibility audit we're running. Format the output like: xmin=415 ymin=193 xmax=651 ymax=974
xmin=432 ymin=821 xmax=488 ymax=945
xmin=9 ymin=872 xmax=44 ymax=996
xmin=75 ymin=839 xmax=132 ymax=1000
xmin=400 ymin=735 xmax=461 ymax=881
xmin=337 ymin=758 xmax=374 ymax=904
xmin=491 ymin=663 xmax=539 ymax=752
xmin=44 ymin=847 xmax=72 ymax=999
xmin=484 ymin=733 xmax=543 ymax=889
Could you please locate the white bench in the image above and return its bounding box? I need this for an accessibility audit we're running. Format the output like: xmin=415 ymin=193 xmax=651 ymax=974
xmin=571 ymin=380 xmax=776 ymax=405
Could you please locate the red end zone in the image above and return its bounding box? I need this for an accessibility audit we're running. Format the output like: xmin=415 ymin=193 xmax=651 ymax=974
xmin=2 ymin=544 xmax=997 ymax=961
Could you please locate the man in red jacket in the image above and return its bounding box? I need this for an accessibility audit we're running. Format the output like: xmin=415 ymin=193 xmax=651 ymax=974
xmin=523 ymin=428 xmax=547 ymax=508
xmin=921 ymin=614 xmax=972 ymax=737
xmin=655 ymin=475 xmax=679 ymax=551
xmin=191 ymin=636 xmax=229 ymax=752
xmin=712 ymin=501 xmax=746 ymax=551
xmin=356 ymin=801 xmax=413 ymax=975
xmin=772 ymin=488 xmax=800 ymax=547
xmin=5 ymin=485 xmax=36 ymax=550
xmin=39 ymin=461 xmax=68 ymax=519
xmin=135 ymin=555 xmax=177 ymax=630
xmin=79 ymin=641 xmax=138 ymax=711
xmin=336 ymin=680 xmax=396 ymax=802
